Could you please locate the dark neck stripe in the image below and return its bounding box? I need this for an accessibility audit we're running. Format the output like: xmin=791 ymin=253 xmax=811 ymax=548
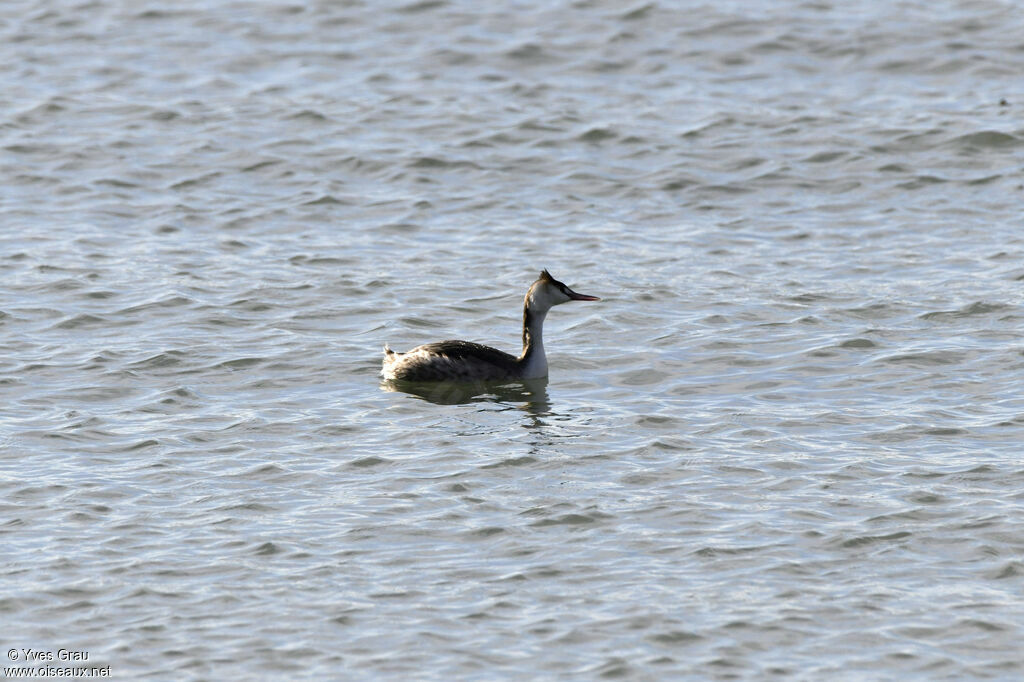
xmin=521 ymin=302 xmax=534 ymax=356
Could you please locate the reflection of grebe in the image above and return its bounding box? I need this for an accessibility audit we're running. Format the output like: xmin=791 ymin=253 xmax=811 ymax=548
xmin=382 ymin=270 xmax=599 ymax=382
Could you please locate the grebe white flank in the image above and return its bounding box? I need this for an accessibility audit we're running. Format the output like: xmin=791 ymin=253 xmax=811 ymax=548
xmin=381 ymin=270 xmax=600 ymax=382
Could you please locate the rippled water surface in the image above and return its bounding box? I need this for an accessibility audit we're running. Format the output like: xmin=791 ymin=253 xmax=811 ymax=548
xmin=4 ymin=1 xmax=1024 ymax=679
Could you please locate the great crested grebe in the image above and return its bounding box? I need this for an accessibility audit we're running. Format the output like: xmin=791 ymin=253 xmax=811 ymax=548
xmin=381 ymin=270 xmax=599 ymax=382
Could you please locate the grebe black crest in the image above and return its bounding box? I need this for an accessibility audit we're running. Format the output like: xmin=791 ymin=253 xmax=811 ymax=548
xmin=381 ymin=269 xmax=600 ymax=382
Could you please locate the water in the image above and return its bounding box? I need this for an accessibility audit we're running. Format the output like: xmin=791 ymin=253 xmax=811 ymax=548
xmin=3 ymin=0 xmax=1024 ymax=679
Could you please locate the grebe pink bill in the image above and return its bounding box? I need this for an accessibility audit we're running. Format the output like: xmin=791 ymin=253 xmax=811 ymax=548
xmin=381 ymin=269 xmax=600 ymax=383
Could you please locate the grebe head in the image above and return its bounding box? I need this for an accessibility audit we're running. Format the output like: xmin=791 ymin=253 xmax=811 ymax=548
xmin=526 ymin=269 xmax=601 ymax=313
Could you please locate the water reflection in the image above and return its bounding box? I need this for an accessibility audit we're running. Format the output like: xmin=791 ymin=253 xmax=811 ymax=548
xmin=381 ymin=377 xmax=551 ymax=415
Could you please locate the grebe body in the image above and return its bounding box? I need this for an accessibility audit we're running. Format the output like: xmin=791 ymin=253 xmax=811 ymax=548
xmin=381 ymin=270 xmax=599 ymax=382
